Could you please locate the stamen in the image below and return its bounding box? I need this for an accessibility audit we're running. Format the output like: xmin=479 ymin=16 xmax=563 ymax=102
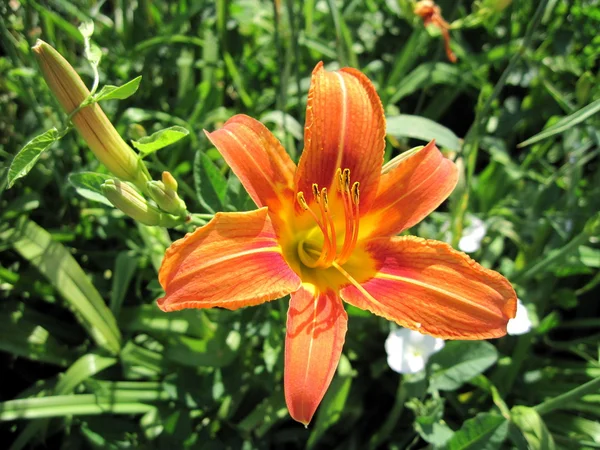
xmin=321 ymin=187 xmax=338 ymax=266
xmin=337 ymin=170 xmax=356 ymax=263
xmin=297 ymin=189 xmax=330 ymax=268
xmin=296 ymin=192 xmax=309 ymax=210
xmin=312 ymin=183 xmax=320 ymax=203
xmin=349 ymin=182 xmax=360 ymax=255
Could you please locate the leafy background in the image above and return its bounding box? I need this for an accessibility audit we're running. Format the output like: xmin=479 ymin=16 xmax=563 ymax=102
xmin=1 ymin=0 xmax=599 ymax=448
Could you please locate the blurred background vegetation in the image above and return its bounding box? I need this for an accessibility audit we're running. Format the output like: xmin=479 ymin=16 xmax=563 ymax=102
xmin=1 ymin=0 xmax=599 ymax=448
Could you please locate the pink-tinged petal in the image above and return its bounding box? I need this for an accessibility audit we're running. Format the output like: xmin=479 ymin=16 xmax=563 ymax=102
xmin=340 ymin=236 xmax=517 ymax=339
xmin=205 ymin=115 xmax=296 ymax=212
xmin=158 ymin=208 xmax=301 ymax=312
xmin=285 ymin=285 xmax=348 ymax=426
xmin=362 ymin=141 xmax=458 ymax=238
xmin=295 ymin=62 xmax=386 ymax=212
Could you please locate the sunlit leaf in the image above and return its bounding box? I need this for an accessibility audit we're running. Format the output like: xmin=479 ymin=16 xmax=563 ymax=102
xmin=7 ymin=128 xmax=61 ymax=188
xmin=132 ymin=126 xmax=189 ymax=156
xmin=94 ymin=76 xmax=142 ymax=102
xmin=68 ymin=171 xmax=112 ymax=206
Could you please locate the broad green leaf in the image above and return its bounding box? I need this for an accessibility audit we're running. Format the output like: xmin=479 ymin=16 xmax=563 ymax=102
xmin=511 ymin=406 xmax=556 ymax=450
xmin=0 ymin=307 xmax=73 ymax=367
xmin=307 ymin=355 xmax=353 ymax=448
xmin=222 ymin=52 xmax=253 ymax=108
xmin=132 ymin=126 xmax=190 ymax=156
xmin=9 ymin=353 xmax=118 ymax=450
xmin=388 ymin=62 xmax=475 ymax=104
xmin=8 ymin=219 xmax=121 ymax=354
xmin=193 ymin=150 xmax=228 ymax=213
xmin=429 ymin=341 xmax=498 ymax=391
xmin=518 ymin=98 xmax=600 ymax=147
xmin=109 ymin=251 xmax=138 ymax=315
xmin=386 ymin=115 xmax=461 ymax=151
xmin=0 ymin=394 xmax=156 ymax=421
xmin=68 ymin=171 xmax=112 ymax=206
xmin=7 ymin=128 xmax=61 ymax=188
xmin=94 ymin=76 xmax=142 ymax=102
xmin=446 ymin=413 xmax=509 ymax=450
xmin=237 ymin=390 xmax=288 ymax=437
xmin=164 ymin=329 xmax=241 ymax=368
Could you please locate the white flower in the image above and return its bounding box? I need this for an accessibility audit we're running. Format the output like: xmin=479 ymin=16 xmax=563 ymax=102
xmin=458 ymin=217 xmax=487 ymax=253
xmin=385 ymin=328 xmax=445 ymax=374
xmin=507 ymin=299 xmax=532 ymax=335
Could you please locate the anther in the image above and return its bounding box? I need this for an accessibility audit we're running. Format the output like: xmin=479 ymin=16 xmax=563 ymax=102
xmin=336 ymin=168 xmax=343 ymax=191
xmin=342 ymin=169 xmax=351 ymax=192
xmin=351 ymin=182 xmax=360 ymax=205
xmin=320 ymin=188 xmax=328 ymax=210
xmin=297 ymin=192 xmax=309 ymax=210
xmin=312 ymin=183 xmax=320 ymax=202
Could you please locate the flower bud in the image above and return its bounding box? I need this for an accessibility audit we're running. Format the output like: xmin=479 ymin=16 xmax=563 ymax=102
xmin=146 ymin=180 xmax=187 ymax=216
xmin=32 ymin=40 xmax=151 ymax=190
xmin=162 ymin=171 xmax=178 ymax=191
xmin=102 ymin=179 xmax=180 ymax=227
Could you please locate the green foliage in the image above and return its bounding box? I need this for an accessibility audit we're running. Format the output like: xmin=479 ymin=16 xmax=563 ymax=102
xmin=1 ymin=0 xmax=599 ymax=448
xmin=132 ymin=126 xmax=190 ymax=156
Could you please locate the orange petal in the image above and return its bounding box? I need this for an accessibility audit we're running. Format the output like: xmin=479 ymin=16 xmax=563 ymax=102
xmin=340 ymin=236 xmax=516 ymax=339
xmin=295 ymin=62 xmax=386 ymax=212
xmin=362 ymin=141 xmax=458 ymax=238
xmin=205 ymin=115 xmax=296 ymax=212
xmin=285 ymin=285 xmax=348 ymax=426
xmin=158 ymin=208 xmax=301 ymax=312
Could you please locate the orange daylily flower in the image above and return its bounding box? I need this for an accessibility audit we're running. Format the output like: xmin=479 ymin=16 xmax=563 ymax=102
xmin=157 ymin=62 xmax=516 ymax=426
xmin=414 ymin=0 xmax=457 ymax=63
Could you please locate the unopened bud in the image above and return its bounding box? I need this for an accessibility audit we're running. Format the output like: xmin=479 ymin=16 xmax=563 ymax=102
xmin=162 ymin=171 xmax=178 ymax=191
xmin=32 ymin=40 xmax=150 ymax=190
xmin=102 ymin=179 xmax=180 ymax=227
xmin=146 ymin=180 xmax=187 ymax=216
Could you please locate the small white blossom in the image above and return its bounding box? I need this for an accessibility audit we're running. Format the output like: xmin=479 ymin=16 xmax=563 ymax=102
xmin=507 ymin=299 xmax=532 ymax=335
xmin=385 ymin=328 xmax=445 ymax=374
xmin=458 ymin=217 xmax=487 ymax=253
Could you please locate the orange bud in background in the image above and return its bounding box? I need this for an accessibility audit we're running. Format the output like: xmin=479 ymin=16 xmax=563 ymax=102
xmin=32 ymin=40 xmax=151 ymax=190
xmin=414 ymin=0 xmax=457 ymax=63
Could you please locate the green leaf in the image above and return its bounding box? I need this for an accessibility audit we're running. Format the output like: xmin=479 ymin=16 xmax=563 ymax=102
xmin=0 ymin=394 xmax=156 ymax=421
xmin=193 ymin=150 xmax=228 ymax=213
xmin=307 ymin=374 xmax=352 ymax=448
xmin=386 ymin=115 xmax=461 ymax=151
xmin=446 ymin=413 xmax=509 ymax=450
xmin=518 ymin=98 xmax=600 ymax=147
xmin=7 ymin=128 xmax=61 ymax=188
xmin=131 ymin=126 xmax=190 ymax=156
xmin=7 ymin=219 xmax=121 ymax=354
xmin=68 ymin=171 xmax=112 ymax=206
xmin=109 ymin=251 xmax=138 ymax=315
xmin=94 ymin=76 xmax=142 ymax=102
xmin=0 ymin=305 xmax=74 ymax=367
xmin=429 ymin=341 xmax=498 ymax=391
xmin=511 ymin=406 xmax=556 ymax=450
xmin=9 ymin=353 xmax=118 ymax=450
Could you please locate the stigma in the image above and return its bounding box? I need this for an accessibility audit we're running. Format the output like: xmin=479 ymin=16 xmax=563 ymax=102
xmin=296 ymin=168 xmax=360 ymax=269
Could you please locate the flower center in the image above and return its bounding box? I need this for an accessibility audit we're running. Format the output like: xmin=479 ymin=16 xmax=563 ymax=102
xmin=296 ymin=168 xmax=360 ymax=269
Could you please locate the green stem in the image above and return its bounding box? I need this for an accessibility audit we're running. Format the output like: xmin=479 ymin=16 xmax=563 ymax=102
xmin=534 ymin=376 xmax=600 ymax=415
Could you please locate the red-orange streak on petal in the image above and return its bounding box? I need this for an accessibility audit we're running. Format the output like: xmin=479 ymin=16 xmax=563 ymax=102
xmin=285 ymin=285 xmax=348 ymax=426
xmin=340 ymin=236 xmax=517 ymax=339
xmin=295 ymin=62 xmax=386 ymax=213
xmin=365 ymin=141 xmax=458 ymax=238
xmin=205 ymin=115 xmax=296 ymax=211
xmin=157 ymin=208 xmax=301 ymax=312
